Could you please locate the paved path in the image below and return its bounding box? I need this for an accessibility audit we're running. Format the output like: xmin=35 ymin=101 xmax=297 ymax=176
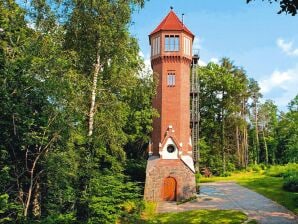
xmin=157 ymin=182 xmax=298 ymax=224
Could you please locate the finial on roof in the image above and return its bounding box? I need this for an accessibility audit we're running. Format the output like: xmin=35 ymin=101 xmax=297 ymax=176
xmin=170 ymin=6 xmax=173 ymax=10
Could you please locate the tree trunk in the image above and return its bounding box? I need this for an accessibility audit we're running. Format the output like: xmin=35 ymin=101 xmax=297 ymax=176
xmin=254 ymin=99 xmax=260 ymax=163
xmin=24 ymin=169 xmax=34 ymax=217
xmin=262 ymin=127 xmax=268 ymax=164
xmin=221 ymin=91 xmax=226 ymax=174
xmin=236 ymin=125 xmax=240 ymax=167
xmin=32 ymin=180 xmax=41 ymax=218
xmin=88 ymin=45 xmax=101 ymax=137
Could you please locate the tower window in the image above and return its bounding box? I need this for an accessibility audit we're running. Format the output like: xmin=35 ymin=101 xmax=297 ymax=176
xmin=165 ymin=35 xmax=179 ymax=51
xmin=167 ymin=73 xmax=176 ymax=87
xmin=152 ymin=36 xmax=160 ymax=56
xmin=184 ymin=37 xmax=191 ymax=55
xmin=167 ymin=144 xmax=175 ymax=153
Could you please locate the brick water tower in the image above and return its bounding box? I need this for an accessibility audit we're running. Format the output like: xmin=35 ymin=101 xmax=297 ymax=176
xmin=144 ymin=9 xmax=197 ymax=201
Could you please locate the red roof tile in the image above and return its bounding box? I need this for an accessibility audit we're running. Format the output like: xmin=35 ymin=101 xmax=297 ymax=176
xmin=150 ymin=10 xmax=194 ymax=38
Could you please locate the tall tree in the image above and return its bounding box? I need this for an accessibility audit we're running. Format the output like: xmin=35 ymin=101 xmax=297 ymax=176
xmin=276 ymin=95 xmax=298 ymax=163
xmin=258 ymin=100 xmax=278 ymax=164
xmin=248 ymin=78 xmax=262 ymax=164
xmin=198 ymin=58 xmax=250 ymax=174
xmin=0 ymin=0 xmax=81 ymax=219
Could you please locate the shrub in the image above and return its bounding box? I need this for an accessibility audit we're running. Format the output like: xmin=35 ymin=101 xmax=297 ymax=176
xmin=220 ymin=172 xmax=231 ymax=177
xmin=266 ymin=163 xmax=298 ymax=177
xmin=141 ymin=201 xmax=157 ymax=221
xmin=259 ymin=163 xmax=267 ymax=170
xmin=195 ymin=173 xmax=202 ymax=183
xmin=283 ymin=173 xmax=298 ymax=192
xmin=41 ymin=213 xmax=76 ymax=224
xmin=248 ymin=164 xmax=262 ymax=172
xmin=120 ymin=200 xmax=144 ymax=223
xmin=226 ymin=162 xmax=236 ymax=172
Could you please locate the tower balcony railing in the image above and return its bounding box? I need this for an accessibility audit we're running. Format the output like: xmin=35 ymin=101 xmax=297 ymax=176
xmin=192 ymin=49 xmax=200 ymax=58
xmin=192 ymin=49 xmax=200 ymax=65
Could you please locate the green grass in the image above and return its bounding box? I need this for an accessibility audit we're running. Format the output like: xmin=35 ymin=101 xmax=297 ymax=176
xmin=144 ymin=210 xmax=248 ymax=224
xmin=239 ymin=176 xmax=298 ymax=214
xmin=199 ymin=170 xmax=298 ymax=214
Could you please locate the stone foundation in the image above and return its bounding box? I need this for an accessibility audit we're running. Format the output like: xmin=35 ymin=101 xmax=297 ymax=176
xmin=144 ymin=156 xmax=196 ymax=201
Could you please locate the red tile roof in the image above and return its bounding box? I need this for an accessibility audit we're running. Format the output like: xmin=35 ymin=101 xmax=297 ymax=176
xmin=150 ymin=10 xmax=194 ymax=38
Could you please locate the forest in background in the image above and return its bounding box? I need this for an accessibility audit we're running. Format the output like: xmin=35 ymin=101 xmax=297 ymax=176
xmin=197 ymin=59 xmax=297 ymax=175
xmin=0 ymin=0 xmax=297 ymax=223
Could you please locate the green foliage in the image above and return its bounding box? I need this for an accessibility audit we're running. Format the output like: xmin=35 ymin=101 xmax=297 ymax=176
xmin=125 ymin=158 xmax=147 ymax=183
xmin=265 ymin=163 xmax=298 ymax=177
xmin=198 ymin=59 xmax=250 ymax=174
xmin=283 ymin=172 xmax=298 ymax=192
xmin=220 ymin=172 xmax=232 ymax=177
xmin=141 ymin=201 xmax=157 ymax=221
xmin=40 ymin=213 xmax=76 ymax=224
xmin=119 ymin=200 xmax=145 ymax=224
xmin=43 ymin=149 xmax=78 ymax=216
xmin=247 ymin=164 xmax=267 ymax=172
xmin=85 ymin=174 xmax=142 ymax=224
xmin=0 ymin=194 xmax=22 ymax=223
xmin=276 ymin=95 xmax=298 ymax=163
xmin=0 ymin=0 xmax=152 ymax=222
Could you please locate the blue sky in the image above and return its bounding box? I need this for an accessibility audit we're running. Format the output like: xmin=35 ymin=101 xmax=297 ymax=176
xmin=130 ymin=0 xmax=298 ymax=111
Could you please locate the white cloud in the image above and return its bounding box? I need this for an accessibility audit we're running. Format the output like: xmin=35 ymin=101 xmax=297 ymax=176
xmin=277 ymin=38 xmax=298 ymax=56
xmin=198 ymin=59 xmax=207 ymax=66
xmin=259 ymin=65 xmax=298 ymax=110
xmin=210 ymin=57 xmax=219 ymax=64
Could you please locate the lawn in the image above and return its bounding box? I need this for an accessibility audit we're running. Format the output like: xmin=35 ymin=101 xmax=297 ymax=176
xmin=200 ymin=170 xmax=298 ymax=214
xmin=144 ymin=209 xmax=249 ymax=224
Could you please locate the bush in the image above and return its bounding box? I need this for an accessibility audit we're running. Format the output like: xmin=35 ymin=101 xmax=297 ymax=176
xmin=259 ymin=163 xmax=267 ymax=170
xmin=248 ymin=164 xmax=262 ymax=172
xmin=195 ymin=173 xmax=202 ymax=183
xmin=220 ymin=172 xmax=231 ymax=177
xmin=120 ymin=200 xmax=144 ymax=223
xmin=41 ymin=213 xmax=76 ymax=224
xmin=266 ymin=163 xmax=298 ymax=177
xmin=283 ymin=172 xmax=298 ymax=192
xmin=0 ymin=194 xmax=22 ymax=223
xmin=141 ymin=201 xmax=157 ymax=221
xmin=226 ymin=162 xmax=236 ymax=172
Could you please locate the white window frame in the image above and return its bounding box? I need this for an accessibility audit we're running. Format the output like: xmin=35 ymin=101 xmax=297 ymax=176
xmin=151 ymin=36 xmax=160 ymax=56
xmin=184 ymin=37 xmax=191 ymax=55
xmin=165 ymin=35 xmax=180 ymax=52
xmin=167 ymin=72 xmax=176 ymax=87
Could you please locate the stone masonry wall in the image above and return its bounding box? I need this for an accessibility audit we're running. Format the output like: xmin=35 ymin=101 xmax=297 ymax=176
xmin=144 ymin=157 xmax=196 ymax=201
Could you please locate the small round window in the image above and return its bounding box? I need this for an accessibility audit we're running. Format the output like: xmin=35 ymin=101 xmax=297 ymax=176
xmin=167 ymin=144 xmax=175 ymax=153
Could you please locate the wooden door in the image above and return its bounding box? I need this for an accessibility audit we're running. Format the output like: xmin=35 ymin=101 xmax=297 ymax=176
xmin=163 ymin=177 xmax=176 ymax=201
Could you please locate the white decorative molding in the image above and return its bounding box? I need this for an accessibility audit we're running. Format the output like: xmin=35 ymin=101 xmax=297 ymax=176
xmin=181 ymin=155 xmax=195 ymax=173
xmin=160 ymin=137 xmax=178 ymax=159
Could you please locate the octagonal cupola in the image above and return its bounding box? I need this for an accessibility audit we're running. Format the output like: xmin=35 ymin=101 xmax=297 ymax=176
xmin=149 ymin=9 xmax=194 ymax=60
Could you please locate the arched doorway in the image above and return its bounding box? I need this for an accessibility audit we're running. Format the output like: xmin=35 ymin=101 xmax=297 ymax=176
xmin=163 ymin=177 xmax=176 ymax=201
